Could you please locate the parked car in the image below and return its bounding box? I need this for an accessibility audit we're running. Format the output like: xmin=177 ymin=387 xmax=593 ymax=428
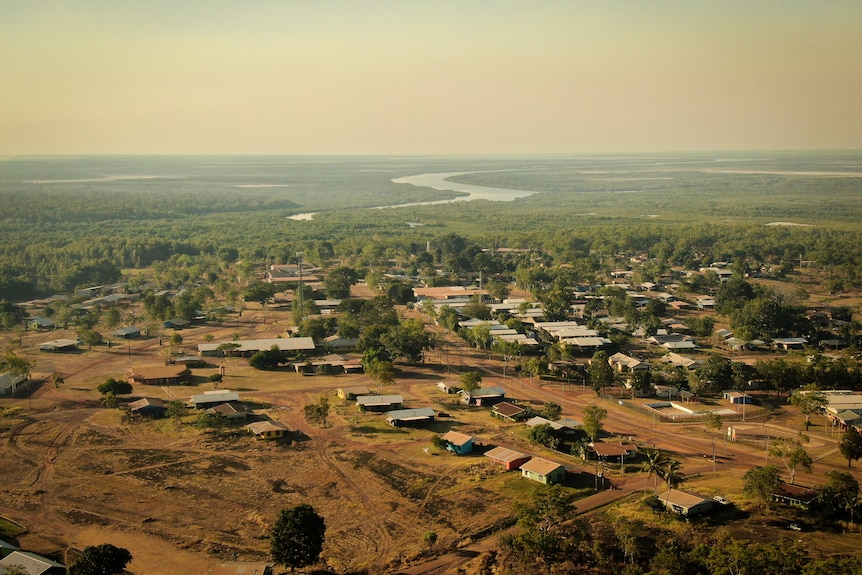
xmin=788 ymin=523 xmax=803 ymax=532
xmin=713 ymin=495 xmax=730 ymax=505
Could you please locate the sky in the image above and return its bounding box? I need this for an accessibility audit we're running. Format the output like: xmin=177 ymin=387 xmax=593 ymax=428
xmin=1 ymin=1 xmax=861 ymax=155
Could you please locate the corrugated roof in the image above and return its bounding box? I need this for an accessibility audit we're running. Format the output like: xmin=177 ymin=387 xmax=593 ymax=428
xmin=484 ymin=446 xmax=530 ymax=464
xmin=441 ymin=431 xmax=474 ymax=446
xmin=520 ymin=457 xmax=565 ymax=476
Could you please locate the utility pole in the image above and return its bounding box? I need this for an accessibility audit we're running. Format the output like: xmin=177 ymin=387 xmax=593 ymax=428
xmin=296 ymin=251 xmax=304 ymax=320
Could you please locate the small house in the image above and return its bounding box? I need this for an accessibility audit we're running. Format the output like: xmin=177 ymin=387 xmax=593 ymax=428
xmin=336 ymin=386 xmax=370 ymax=400
xmin=772 ymin=483 xmax=817 ymax=509
xmin=723 ymin=391 xmax=752 ymax=405
xmin=247 ymin=420 xmax=289 ymax=440
xmin=206 ymin=401 xmax=251 ymax=421
xmin=128 ymin=398 xmax=167 ymax=418
xmin=440 ymin=431 xmax=476 ymax=455
xmin=520 ymin=457 xmax=567 ymax=485
xmin=357 ymin=394 xmax=403 ymax=412
xmin=163 ymin=318 xmax=190 ymax=330
xmin=460 ymin=386 xmax=506 ymax=406
xmin=27 ymin=316 xmax=55 ymax=330
xmin=112 ymin=326 xmax=142 ymax=339
xmin=386 ymin=407 xmax=436 ymax=427
xmin=484 ymin=446 xmax=532 ymax=471
xmin=773 ymin=337 xmax=808 ymax=351
xmin=658 ymin=489 xmax=715 ymax=517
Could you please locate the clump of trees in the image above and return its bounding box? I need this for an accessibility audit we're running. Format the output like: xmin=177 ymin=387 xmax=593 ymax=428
xmin=271 ymin=504 xmax=326 ymax=572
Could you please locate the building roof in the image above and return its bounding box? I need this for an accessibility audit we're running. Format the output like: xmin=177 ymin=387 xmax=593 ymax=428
xmin=493 ymin=402 xmax=526 ymax=417
xmin=463 ymin=386 xmax=505 ymax=398
xmin=128 ymin=398 xmax=166 ymax=411
xmin=247 ymin=421 xmax=288 ymax=435
xmin=440 ymin=431 xmax=475 ymax=447
xmin=659 ymin=488 xmax=713 ymax=510
xmin=190 ymin=390 xmax=240 ymax=404
xmin=0 ymin=550 xmax=65 ymax=574
xmin=198 ymin=337 xmax=316 ymax=353
xmin=484 ymin=446 xmax=531 ymax=464
xmin=592 ymin=442 xmax=636 ymax=457
xmin=126 ymin=365 xmax=190 ymax=380
xmin=525 ymin=416 xmax=565 ymax=430
xmin=212 ymin=562 xmax=273 ymax=575
xmin=337 ymin=385 xmax=370 ymax=396
xmin=386 ymin=407 xmax=436 ymax=422
xmin=356 ymin=394 xmax=403 ymax=407
xmin=520 ymin=457 xmax=565 ymax=476
xmin=207 ymin=401 xmax=251 ymax=416
xmin=38 ymin=339 xmax=79 ymax=350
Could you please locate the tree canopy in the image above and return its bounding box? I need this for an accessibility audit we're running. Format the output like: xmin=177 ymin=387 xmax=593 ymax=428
xmin=270 ymin=504 xmax=326 ymax=571
xmin=68 ymin=543 xmax=132 ymax=575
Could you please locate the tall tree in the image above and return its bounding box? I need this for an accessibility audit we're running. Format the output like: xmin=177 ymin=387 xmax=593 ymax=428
xmin=838 ymin=429 xmax=862 ymax=468
xmin=582 ymin=404 xmax=607 ymax=442
xmin=587 ymin=351 xmax=614 ymax=395
xmin=743 ymin=465 xmax=783 ymax=509
xmin=270 ymin=504 xmax=326 ymax=572
xmin=68 ymin=543 xmax=132 ymax=575
xmin=790 ymin=384 xmax=827 ymax=430
xmin=768 ymin=436 xmax=813 ymax=484
xmin=642 ymin=448 xmax=670 ymax=494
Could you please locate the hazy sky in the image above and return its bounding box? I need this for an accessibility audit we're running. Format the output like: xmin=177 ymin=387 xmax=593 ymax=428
xmin=2 ymin=1 xmax=861 ymax=155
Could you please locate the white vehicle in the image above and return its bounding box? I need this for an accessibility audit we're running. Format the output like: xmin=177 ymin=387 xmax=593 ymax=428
xmin=714 ymin=495 xmax=730 ymax=505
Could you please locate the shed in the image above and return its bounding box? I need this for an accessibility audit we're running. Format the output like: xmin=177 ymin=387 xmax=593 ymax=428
xmin=520 ymin=457 xmax=567 ymax=485
xmin=440 ymin=431 xmax=476 ymax=455
xmin=27 ymin=316 xmax=55 ymax=330
xmin=38 ymin=339 xmax=79 ymax=352
xmin=357 ymin=394 xmax=403 ymax=412
xmin=0 ymin=372 xmax=26 ymax=397
xmin=163 ymin=318 xmax=190 ymax=329
xmin=386 ymin=407 xmax=436 ymax=427
xmin=492 ymin=401 xmax=527 ymax=421
xmin=484 ymin=446 xmax=532 ymax=471
xmin=128 ymin=398 xmax=167 ymax=418
xmin=658 ymin=489 xmax=715 ymax=516
xmin=126 ymin=365 xmax=191 ymax=386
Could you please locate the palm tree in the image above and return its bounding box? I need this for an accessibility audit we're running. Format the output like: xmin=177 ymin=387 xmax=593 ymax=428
xmin=642 ymin=449 xmax=669 ymax=494
xmin=661 ymin=458 xmax=685 ymax=501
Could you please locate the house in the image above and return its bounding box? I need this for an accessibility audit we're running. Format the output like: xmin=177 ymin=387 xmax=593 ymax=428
xmin=199 ymin=337 xmax=316 ymax=357
xmin=723 ymin=391 xmax=752 ymax=405
xmin=658 ymin=489 xmax=715 ymax=517
xmin=492 ymin=401 xmax=527 ymax=422
xmin=212 ymin=562 xmax=273 ymax=575
xmin=772 ymin=483 xmax=817 ymax=509
xmin=386 ymin=407 xmax=436 ymax=427
xmin=609 ymin=352 xmax=648 ymax=373
xmin=126 ymin=365 xmax=191 ymax=386
xmin=38 ymin=339 xmax=79 ymax=352
xmin=336 ymin=386 xmax=370 ymax=400
xmin=460 ymin=386 xmax=506 ymax=406
xmin=322 ymin=334 xmax=358 ymax=351
xmin=206 ymin=401 xmax=251 ymax=421
xmin=440 ymin=431 xmax=476 ymax=455
xmin=484 ymin=446 xmax=532 ymax=471
xmin=0 ymin=372 xmax=26 ymax=397
xmin=112 ymin=326 xmax=142 ymax=339
xmin=592 ymin=441 xmax=637 ymax=464
xmin=190 ymin=390 xmax=241 ymax=409
xmin=654 ymin=385 xmax=680 ymax=400
xmin=525 ymin=416 xmax=566 ymax=431
xmin=773 ymin=337 xmax=808 ymax=351
xmin=163 ymin=318 xmax=191 ymax=330
xmin=294 ymin=354 xmax=363 ymax=374
xmin=357 ymin=394 xmax=403 ymax=412
xmin=520 ymin=457 xmax=567 ymax=485
xmin=0 ymin=550 xmax=65 ymax=575
xmin=128 ymin=398 xmax=167 ymax=418
xmin=27 ymin=316 xmax=54 ymax=330
xmin=247 ymin=420 xmax=289 ymax=440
